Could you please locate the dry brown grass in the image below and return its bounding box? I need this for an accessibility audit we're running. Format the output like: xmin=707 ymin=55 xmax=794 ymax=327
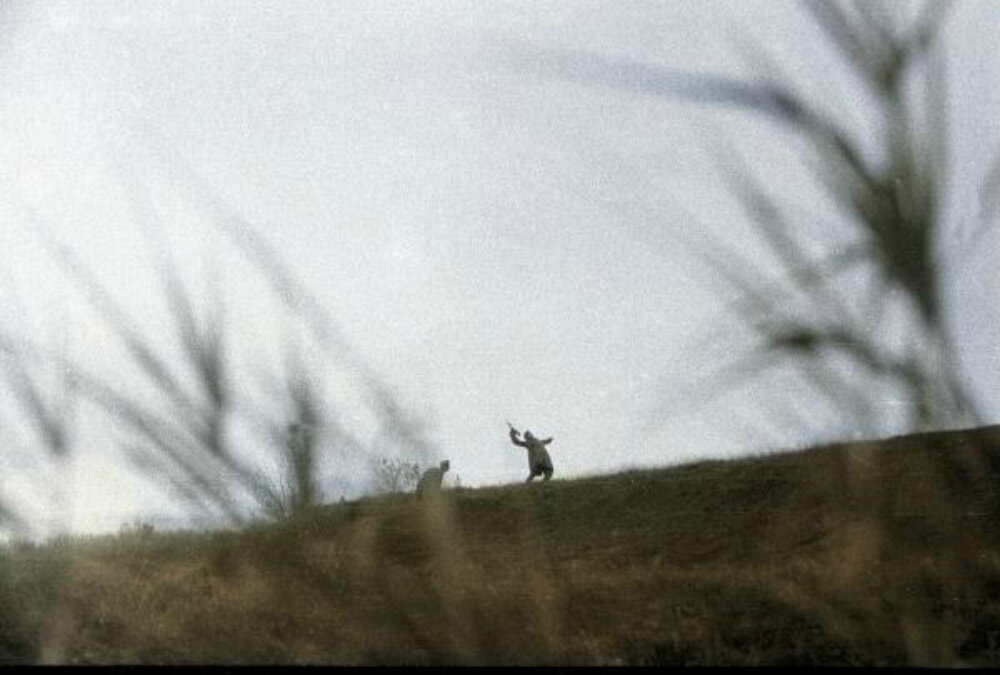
xmin=2 ymin=424 xmax=1000 ymax=665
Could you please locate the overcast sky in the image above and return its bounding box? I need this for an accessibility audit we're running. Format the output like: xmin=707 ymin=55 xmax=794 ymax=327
xmin=1 ymin=1 xmax=998 ymax=536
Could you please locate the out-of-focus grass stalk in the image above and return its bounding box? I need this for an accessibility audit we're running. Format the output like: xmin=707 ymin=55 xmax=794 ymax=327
xmin=0 ymin=326 xmax=79 ymax=662
xmin=506 ymin=0 xmax=994 ymax=664
xmin=1 ymin=149 xmax=436 ymax=531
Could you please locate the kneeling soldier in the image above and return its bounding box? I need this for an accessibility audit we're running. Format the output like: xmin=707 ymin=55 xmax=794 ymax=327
xmin=416 ymin=460 xmax=450 ymax=498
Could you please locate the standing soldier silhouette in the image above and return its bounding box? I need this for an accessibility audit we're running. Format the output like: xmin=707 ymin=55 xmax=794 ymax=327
xmin=508 ymin=422 xmax=554 ymax=482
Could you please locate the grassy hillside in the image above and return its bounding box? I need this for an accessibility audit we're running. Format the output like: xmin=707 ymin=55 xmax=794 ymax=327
xmin=3 ymin=425 xmax=1000 ymax=666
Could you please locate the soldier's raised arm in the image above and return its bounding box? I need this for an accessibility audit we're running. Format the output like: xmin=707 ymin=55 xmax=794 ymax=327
xmin=509 ymin=427 xmax=527 ymax=447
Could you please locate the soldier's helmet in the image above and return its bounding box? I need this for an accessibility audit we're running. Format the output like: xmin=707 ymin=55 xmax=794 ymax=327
xmin=524 ymin=430 xmax=535 ymax=441
xmin=441 ymin=460 xmax=450 ymax=471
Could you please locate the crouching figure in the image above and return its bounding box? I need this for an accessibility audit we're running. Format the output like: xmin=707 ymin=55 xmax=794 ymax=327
xmin=416 ymin=460 xmax=450 ymax=499
xmin=509 ymin=425 xmax=554 ymax=482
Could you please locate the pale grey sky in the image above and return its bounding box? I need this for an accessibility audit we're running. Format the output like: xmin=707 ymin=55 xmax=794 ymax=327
xmin=0 ymin=1 xmax=997 ymax=536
